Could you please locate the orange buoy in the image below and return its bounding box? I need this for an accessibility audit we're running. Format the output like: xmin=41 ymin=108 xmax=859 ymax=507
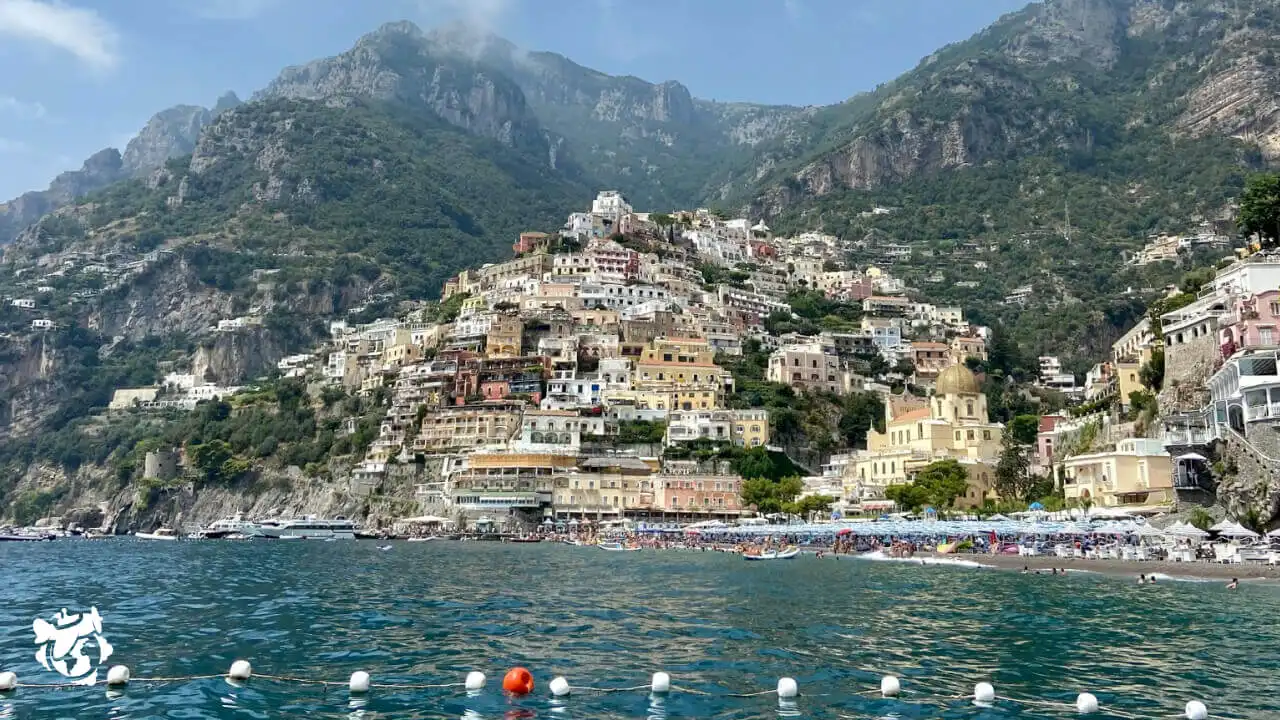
xmin=502 ymin=667 xmax=534 ymax=695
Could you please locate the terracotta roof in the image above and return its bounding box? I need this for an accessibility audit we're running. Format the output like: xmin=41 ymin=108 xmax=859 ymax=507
xmin=893 ymin=407 xmax=932 ymax=423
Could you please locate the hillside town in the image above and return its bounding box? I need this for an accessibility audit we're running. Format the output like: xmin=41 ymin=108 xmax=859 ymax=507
xmin=87 ymin=189 xmax=1274 ymax=531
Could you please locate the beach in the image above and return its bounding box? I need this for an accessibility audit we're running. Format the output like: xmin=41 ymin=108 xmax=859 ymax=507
xmin=932 ymin=552 xmax=1280 ymax=581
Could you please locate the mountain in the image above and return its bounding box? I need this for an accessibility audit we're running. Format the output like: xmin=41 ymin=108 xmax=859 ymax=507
xmin=0 ymin=93 xmax=242 ymax=244
xmin=421 ymin=23 xmax=804 ymax=211
xmin=726 ymin=0 xmax=1280 ymax=370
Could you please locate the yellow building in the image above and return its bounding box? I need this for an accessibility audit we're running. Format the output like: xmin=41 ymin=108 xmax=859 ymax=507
xmin=383 ymin=342 xmax=422 ymax=368
xmin=414 ymin=403 xmax=522 ymax=453
xmin=634 ymin=337 xmax=732 ymax=409
xmin=844 ymin=365 xmax=1003 ymax=509
xmin=1115 ymin=359 xmax=1147 ymax=409
xmin=1062 ymin=438 xmax=1174 ymax=508
xmin=553 ymin=457 xmax=654 ymax=519
xmin=485 ymin=315 xmax=523 ymax=358
xmin=732 ymin=409 xmax=770 ymax=448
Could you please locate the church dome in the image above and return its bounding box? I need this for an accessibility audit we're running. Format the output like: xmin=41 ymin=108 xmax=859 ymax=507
xmin=936 ymin=364 xmax=981 ymax=395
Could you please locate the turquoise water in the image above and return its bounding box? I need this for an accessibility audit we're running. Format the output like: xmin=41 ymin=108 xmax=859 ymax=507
xmin=0 ymin=541 xmax=1277 ymax=719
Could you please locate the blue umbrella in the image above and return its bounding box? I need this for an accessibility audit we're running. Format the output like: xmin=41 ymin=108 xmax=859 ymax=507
xmin=1028 ymin=502 xmax=1045 ymax=511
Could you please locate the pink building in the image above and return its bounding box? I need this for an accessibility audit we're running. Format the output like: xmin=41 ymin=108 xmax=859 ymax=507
xmin=1034 ymin=413 xmax=1068 ymax=477
xmin=653 ymin=474 xmax=742 ymax=515
xmin=1219 ymin=290 xmax=1280 ymax=359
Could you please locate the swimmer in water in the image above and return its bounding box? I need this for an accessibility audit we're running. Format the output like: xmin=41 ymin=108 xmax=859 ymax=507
xmin=1138 ymin=574 xmax=1146 ymax=584
xmin=1022 ymin=565 xmax=1029 ymax=574
xmin=1227 ymin=578 xmax=1239 ymax=590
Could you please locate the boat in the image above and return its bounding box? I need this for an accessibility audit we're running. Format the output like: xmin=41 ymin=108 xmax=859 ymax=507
xmin=201 ymin=514 xmax=260 ymax=539
xmin=257 ymin=516 xmax=358 ymax=540
xmin=744 ymin=546 xmax=799 ymax=561
xmin=406 ymin=536 xmax=437 ymax=542
xmin=508 ymin=536 xmax=542 ymax=543
xmin=0 ymin=532 xmax=54 ymax=542
xmin=598 ymin=541 xmax=640 ymax=552
xmin=135 ymin=528 xmax=179 ymax=541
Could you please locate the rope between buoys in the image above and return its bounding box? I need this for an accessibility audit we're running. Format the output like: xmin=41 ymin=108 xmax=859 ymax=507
xmin=570 ymin=684 xmax=652 ymax=693
xmin=725 ymin=689 xmax=780 ymax=698
xmin=370 ymin=682 xmax=464 ymax=690
xmin=670 ymin=684 xmax=714 ymax=695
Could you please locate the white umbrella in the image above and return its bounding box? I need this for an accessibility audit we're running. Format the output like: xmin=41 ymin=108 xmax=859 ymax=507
xmin=1168 ymin=523 xmax=1209 ymax=539
xmin=1217 ymin=522 xmax=1260 ymax=539
xmin=1267 ymin=527 xmax=1280 ymax=539
xmin=1131 ymin=524 xmax=1166 ymax=538
xmin=1208 ymin=519 xmax=1235 ymax=532
xmin=1059 ymin=523 xmax=1089 ymax=536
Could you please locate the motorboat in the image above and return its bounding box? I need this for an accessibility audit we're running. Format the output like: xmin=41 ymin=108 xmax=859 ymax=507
xmin=135 ymin=528 xmax=179 ymax=541
xmin=598 ymin=541 xmax=640 ymax=552
xmin=744 ymin=546 xmax=800 ymax=561
xmin=0 ymin=531 xmax=54 ymax=541
xmin=257 ymin=516 xmax=358 ymax=540
xmin=508 ymin=536 xmax=543 ymax=543
xmin=201 ymin=514 xmax=260 ymax=539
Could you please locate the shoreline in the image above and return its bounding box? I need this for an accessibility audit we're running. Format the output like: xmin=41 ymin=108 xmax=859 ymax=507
xmin=910 ymin=552 xmax=1279 ymax=582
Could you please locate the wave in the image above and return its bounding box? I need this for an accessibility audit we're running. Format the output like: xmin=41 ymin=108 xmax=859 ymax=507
xmin=853 ymin=551 xmax=992 ymax=569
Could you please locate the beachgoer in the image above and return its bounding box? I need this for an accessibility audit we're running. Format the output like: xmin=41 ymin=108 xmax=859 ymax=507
xmin=1149 ymin=575 xmax=1157 ymax=585
xmin=1227 ymin=578 xmax=1239 ymax=590
xmin=1138 ymin=574 xmax=1145 ymax=584
xmin=1022 ymin=566 xmax=1029 ymax=574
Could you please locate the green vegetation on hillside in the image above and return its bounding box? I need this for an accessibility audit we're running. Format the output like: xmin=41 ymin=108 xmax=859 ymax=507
xmin=82 ymin=98 xmax=587 ymax=300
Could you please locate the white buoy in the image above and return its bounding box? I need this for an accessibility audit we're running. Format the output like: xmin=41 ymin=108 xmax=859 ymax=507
xmin=776 ymin=677 xmax=798 ymax=698
xmin=1185 ymin=700 xmax=1208 ymax=720
xmin=549 ymin=677 xmax=571 ymax=697
xmin=465 ymin=671 xmax=486 ymax=691
xmin=228 ymin=660 xmax=252 ymax=681
xmin=973 ymin=682 xmax=995 ymax=704
xmin=349 ymin=671 xmax=371 ymax=694
xmin=880 ymin=675 xmax=901 ymax=697
xmin=651 ymin=671 xmax=671 ymax=693
xmin=105 ymin=665 xmax=130 ymax=687
xmin=1076 ymin=692 xmax=1098 ymax=714
xmin=0 ymin=671 xmax=15 ymax=691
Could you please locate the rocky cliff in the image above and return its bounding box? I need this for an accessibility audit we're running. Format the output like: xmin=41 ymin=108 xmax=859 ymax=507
xmin=0 ymin=93 xmax=242 ymax=245
xmin=739 ymin=0 xmax=1280 ymax=216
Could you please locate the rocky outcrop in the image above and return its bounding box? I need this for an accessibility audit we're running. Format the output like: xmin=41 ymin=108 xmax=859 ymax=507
xmin=0 ymin=149 xmax=125 ymax=243
xmin=191 ymin=327 xmax=285 ymax=385
xmin=257 ymin=21 xmax=546 ymax=152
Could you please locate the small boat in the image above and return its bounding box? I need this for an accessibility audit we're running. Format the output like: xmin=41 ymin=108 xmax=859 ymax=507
xmin=598 ymin=541 xmax=640 ymax=552
xmin=744 ymin=546 xmax=800 ymax=561
xmin=508 ymin=536 xmax=542 ymax=543
xmin=135 ymin=528 xmax=179 ymax=541
xmin=376 ymin=544 xmax=393 ymax=551
xmin=0 ymin=532 xmax=54 ymax=542
xmin=406 ymin=536 xmax=437 ymax=542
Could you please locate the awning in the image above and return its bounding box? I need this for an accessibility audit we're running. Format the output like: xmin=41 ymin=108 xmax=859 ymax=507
xmin=1175 ymin=453 xmax=1208 ymax=462
xmin=399 ymin=515 xmax=452 ymax=524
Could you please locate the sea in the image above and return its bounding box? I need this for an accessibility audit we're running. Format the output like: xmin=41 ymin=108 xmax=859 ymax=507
xmin=1 ymin=540 xmax=1277 ymax=719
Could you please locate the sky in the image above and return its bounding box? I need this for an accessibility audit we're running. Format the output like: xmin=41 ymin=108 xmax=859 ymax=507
xmin=0 ymin=0 xmax=1031 ymax=201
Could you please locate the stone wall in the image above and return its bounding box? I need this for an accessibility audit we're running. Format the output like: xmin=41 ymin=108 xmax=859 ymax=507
xmin=1219 ymin=424 xmax=1280 ymax=523
xmin=1160 ymin=334 xmax=1218 ymax=413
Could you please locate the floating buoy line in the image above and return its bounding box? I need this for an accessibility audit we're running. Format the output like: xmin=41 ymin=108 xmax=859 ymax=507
xmin=0 ymin=662 xmax=1237 ymax=719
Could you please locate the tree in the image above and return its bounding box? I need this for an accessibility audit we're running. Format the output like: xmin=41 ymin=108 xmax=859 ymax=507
xmin=189 ymin=439 xmax=234 ymax=482
xmin=913 ymin=458 xmax=971 ymax=509
xmin=885 ymin=483 xmax=932 ymax=512
xmin=785 ymin=494 xmax=835 ymax=519
xmin=741 ymin=476 xmax=805 ymax=514
xmin=1139 ymin=348 xmax=1165 ymax=392
xmin=1008 ymin=415 xmax=1041 ymax=445
xmin=1187 ymin=507 xmax=1214 ymax=531
xmin=1239 ymin=173 xmax=1280 ymax=248
xmin=994 ymin=434 xmax=1034 ymax=502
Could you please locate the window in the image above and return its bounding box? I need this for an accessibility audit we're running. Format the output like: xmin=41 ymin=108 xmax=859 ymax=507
xmin=967 ymin=430 xmax=975 ymax=440
xmin=1263 ymin=328 xmax=1275 ymax=346
xmin=984 ymin=430 xmax=992 ymax=440
xmin=954 ymin=431 xmax=961 ymax=441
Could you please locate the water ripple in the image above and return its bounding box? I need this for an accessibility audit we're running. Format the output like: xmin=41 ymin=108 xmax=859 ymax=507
xmin=0 ymin=541 xmax=1277 ymax=718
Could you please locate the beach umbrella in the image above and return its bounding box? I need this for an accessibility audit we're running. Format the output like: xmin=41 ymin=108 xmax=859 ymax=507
xmin=1217 ymin=522 xmax=1260 ymax=539
xmin=836 ymin=528 xmax=853 ymax=536
xmin=1208 ymin=519 xmax=1235 ymax=532
xmin=1131 ymin=524 xmax=1166 ymax=538
xmin=1028 ymin=502 xmax=1045 ymax=511
xmin=1168 ymin=523 xmax=1209 ymax=539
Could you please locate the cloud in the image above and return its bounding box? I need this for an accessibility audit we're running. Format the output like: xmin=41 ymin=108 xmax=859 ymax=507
xmin=191 ymin=0 xmax=280 ymax=20
xmin=0 ymin=95 xmax=47 ymax=120
xmin=0 ymin=0 xmax=120 ymax=71
xmin=415 ymin=0 xmax=512 ymax=32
